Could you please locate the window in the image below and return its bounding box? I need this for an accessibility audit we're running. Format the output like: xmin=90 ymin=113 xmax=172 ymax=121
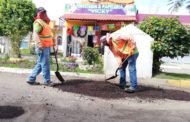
xmin=57 ymin=36 xmax=62 ymax=45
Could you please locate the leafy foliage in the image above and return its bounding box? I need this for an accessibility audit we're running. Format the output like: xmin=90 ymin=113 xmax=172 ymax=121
xmin=83 ymin=47 xmax=99 ymax=65
xmin=139 ymin=16 xmax=190 ymax=72
xmin=0 ymin=0 xmax=36 ymax=57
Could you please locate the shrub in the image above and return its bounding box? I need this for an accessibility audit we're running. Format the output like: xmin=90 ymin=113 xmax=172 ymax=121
xmin=139 ymin=16 xmax=190 ymax=73
xmin=83 ymin=47 xmax=99 ymax=65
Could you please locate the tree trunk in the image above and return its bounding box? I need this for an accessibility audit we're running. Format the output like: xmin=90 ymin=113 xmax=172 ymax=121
xmin=152 ymin=54 xmax=161 ymax=75
xmin=10 ymin=39 xmax=21 ymax=58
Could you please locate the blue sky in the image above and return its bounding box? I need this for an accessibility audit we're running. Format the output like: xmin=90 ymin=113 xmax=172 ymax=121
xmin=32 ymin=0 xmax=190 ymax=23
xmin=135 ymin=0 xmax=190 ymax=15
xmin=32 ymin=0 xmax=79 ymax=23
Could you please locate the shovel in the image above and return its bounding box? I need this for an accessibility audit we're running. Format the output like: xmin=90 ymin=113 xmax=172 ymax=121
xmin=106 ymin=67 xmax=120 ymax=80
xmin=106 ymin=57 xmax=128 ymax=81
xmin=53 ymin=46 xmax=65 ymax=83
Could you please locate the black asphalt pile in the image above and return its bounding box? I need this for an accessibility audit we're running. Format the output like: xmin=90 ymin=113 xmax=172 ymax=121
xmin=54 ymin=79 xmax=190 ymax=101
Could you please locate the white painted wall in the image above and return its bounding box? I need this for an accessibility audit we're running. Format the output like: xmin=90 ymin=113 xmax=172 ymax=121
xmin=0 ymin=37 xmax=11 ymax=55
xmin=104 ymin=24 xmax=154 ymax=78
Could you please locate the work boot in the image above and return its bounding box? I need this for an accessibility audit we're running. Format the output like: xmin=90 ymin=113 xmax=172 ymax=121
xmin=44 ymin=81 xmax=54 ymax=86
xmin=124 ymin=87 xmax=135 ymax=93
xmin=126 ymin=82 xmax=130 ymax=88
xmin=27 ymin=80 xmax=40 ymax=85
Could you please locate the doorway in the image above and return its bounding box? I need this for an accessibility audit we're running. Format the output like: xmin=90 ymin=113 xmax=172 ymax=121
xmin=87 ymin=35 xmax=94 ymax=47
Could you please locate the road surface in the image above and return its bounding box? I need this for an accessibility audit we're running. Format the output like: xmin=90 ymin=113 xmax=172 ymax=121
xmin=0 ymin=72 xmax=190 ymax=122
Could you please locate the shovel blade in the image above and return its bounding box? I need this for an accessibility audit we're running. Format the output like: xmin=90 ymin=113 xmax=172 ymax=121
xmin=55 ymin=71 xmax=65 ymax=83
xmin=106 ymin=67 xmax=120 ymax=81
xmin=106 ymin=75 xmax=117 ymax=81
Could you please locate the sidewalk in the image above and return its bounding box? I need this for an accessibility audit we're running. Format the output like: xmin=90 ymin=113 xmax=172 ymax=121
xmin=0 ymin=67 xmax=189 ymax=93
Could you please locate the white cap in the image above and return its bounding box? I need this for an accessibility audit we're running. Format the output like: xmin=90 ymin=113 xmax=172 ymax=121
xmin=100 ymin=36 xmax=106 ymax=43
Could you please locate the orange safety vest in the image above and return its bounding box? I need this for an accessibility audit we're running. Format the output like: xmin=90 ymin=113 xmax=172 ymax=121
xmin=109 ymin=38 xmax=138 ymax=59
xmin=34 ymin=19 xmax=54 ymax=47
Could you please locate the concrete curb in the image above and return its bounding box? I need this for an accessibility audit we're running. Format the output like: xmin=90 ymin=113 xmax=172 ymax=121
xmin=0 ymin=67 xmax=105 ymax=80
xmin=168 ymin=80 xmax=190 ymax=88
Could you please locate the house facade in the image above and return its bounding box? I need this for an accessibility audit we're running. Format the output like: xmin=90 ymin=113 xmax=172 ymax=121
xmin=59 ymin=0 xmax=137 ymax=57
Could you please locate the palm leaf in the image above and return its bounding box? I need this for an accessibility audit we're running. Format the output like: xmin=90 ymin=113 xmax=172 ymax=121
xmin=168 ymin=0 xmax=185 ymax=13
xmin=185 ymin=0 xmax=190 ymax=12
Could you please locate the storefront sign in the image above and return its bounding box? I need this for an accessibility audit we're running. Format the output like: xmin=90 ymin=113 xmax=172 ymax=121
xmin=65 ymin=4 xmax=137 ymax=16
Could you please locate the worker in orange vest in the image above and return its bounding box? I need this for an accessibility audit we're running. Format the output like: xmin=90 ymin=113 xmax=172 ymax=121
xmin=27 ymin=7 xmax=54 ymax=86
xmin=101 ymin=33 xmax=139 ymax=93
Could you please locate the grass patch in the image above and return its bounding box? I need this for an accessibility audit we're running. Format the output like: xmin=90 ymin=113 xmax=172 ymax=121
xmin=0 ymin=57 xmax=103 ymax=74
xmin=51 ymin=63 xmax=103 ymax=74
xmin=154 ymin=72 xmax=190 ymax=80
xmin=20 ymin=49 xmax=31 ymax=55
xmin=0 ymin=58 xmax=35 ymax=69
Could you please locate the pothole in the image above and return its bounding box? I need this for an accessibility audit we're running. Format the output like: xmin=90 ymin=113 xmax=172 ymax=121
xmin=0 ymin=106 xmax=25 ymax=119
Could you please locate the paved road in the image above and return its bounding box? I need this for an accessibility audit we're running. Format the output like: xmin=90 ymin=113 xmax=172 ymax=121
xmin=162 ymin=55 xmax=190 ymax=64
xmin=161 ymin=63 xmax=190 ymax=75
xmin=0 ymin=72 xmax=190 ymax=122
xmin=161 ymin=55 xmax=190 ymax=74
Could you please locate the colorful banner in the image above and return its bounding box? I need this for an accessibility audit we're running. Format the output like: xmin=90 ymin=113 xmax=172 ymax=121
xmin=115 ymin=22 xmax=121 ymax=28
xmin=94 ymin=26 xmax=100 ymax=31
xmin=88 ymin=26 xmax=94 ymax=31
xmin=65 ymin=4 xmax=137 ymax=16
xmin=101 ymin=24 xmax=107 ymax=30
xmin=73 ymin=25 xmax=80 ymax=30
xmin=80 ymin=26 xmax=87 ymax=31
xmin=70 ymin=23 xmax=122 ymax=32
xmin=108 ymin=24 xmax=115 ymax=29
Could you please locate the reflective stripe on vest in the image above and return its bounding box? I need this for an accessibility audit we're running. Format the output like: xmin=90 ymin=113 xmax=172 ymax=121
xmin=112 ymin=39 xmax=137 ymax=56
xmin=109 ymin=40 xmax=127 ymax=59
xmin=35 ymin=19 xmax=53 ymax=47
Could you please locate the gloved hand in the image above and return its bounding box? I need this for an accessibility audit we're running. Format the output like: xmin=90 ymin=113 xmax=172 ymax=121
xmin=35 ymin=46 xmax=43 ymax=54
xmin=38 ymin=46 xmax=44 ymax=50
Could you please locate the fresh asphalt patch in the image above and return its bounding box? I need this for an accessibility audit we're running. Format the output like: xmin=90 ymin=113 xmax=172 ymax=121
xmin=53 ymin=79 xmax=190 ymax=101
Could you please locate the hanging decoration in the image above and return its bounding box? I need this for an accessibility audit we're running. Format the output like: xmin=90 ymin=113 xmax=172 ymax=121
xmin=73 ymin=25 xmax=80 ymax=37
xmin=77 ymin=26 xmax=87 ymax=38
xmin=94 ymin=26 xmax=100 ymax=31
xmin=80 ymin=26 xmax=87 ymax=31
xmin=88 ymin=26 xmax=94 ymax=31
xmin=108 ymin=24 xmax=115 ymax=29
xmin=73 ymin=25 xmax=80 ymax=31
xmin=115 ymin=22 xmax=121 ymax=29
xmin=67 ymin=26 xmax=73 ymax=36
xmin=101 ymin=24 xmax=107 ymax=30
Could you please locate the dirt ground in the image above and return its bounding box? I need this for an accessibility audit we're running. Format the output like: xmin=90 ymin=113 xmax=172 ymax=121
xmin=0 ymin=72 xmax=190 ymax=122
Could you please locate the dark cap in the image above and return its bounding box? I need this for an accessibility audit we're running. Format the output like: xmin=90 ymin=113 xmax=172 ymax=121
xmin=37 ymin=7 xmax=46 ymax=13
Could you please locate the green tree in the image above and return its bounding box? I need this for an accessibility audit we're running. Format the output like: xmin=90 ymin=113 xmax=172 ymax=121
xmin=0 ymin=0 xmax=36 ymax=58
xmin=168 ymin=0 xmax=190 ymax=12
xmin=139 ymin=16 xmax=190 ymax=73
